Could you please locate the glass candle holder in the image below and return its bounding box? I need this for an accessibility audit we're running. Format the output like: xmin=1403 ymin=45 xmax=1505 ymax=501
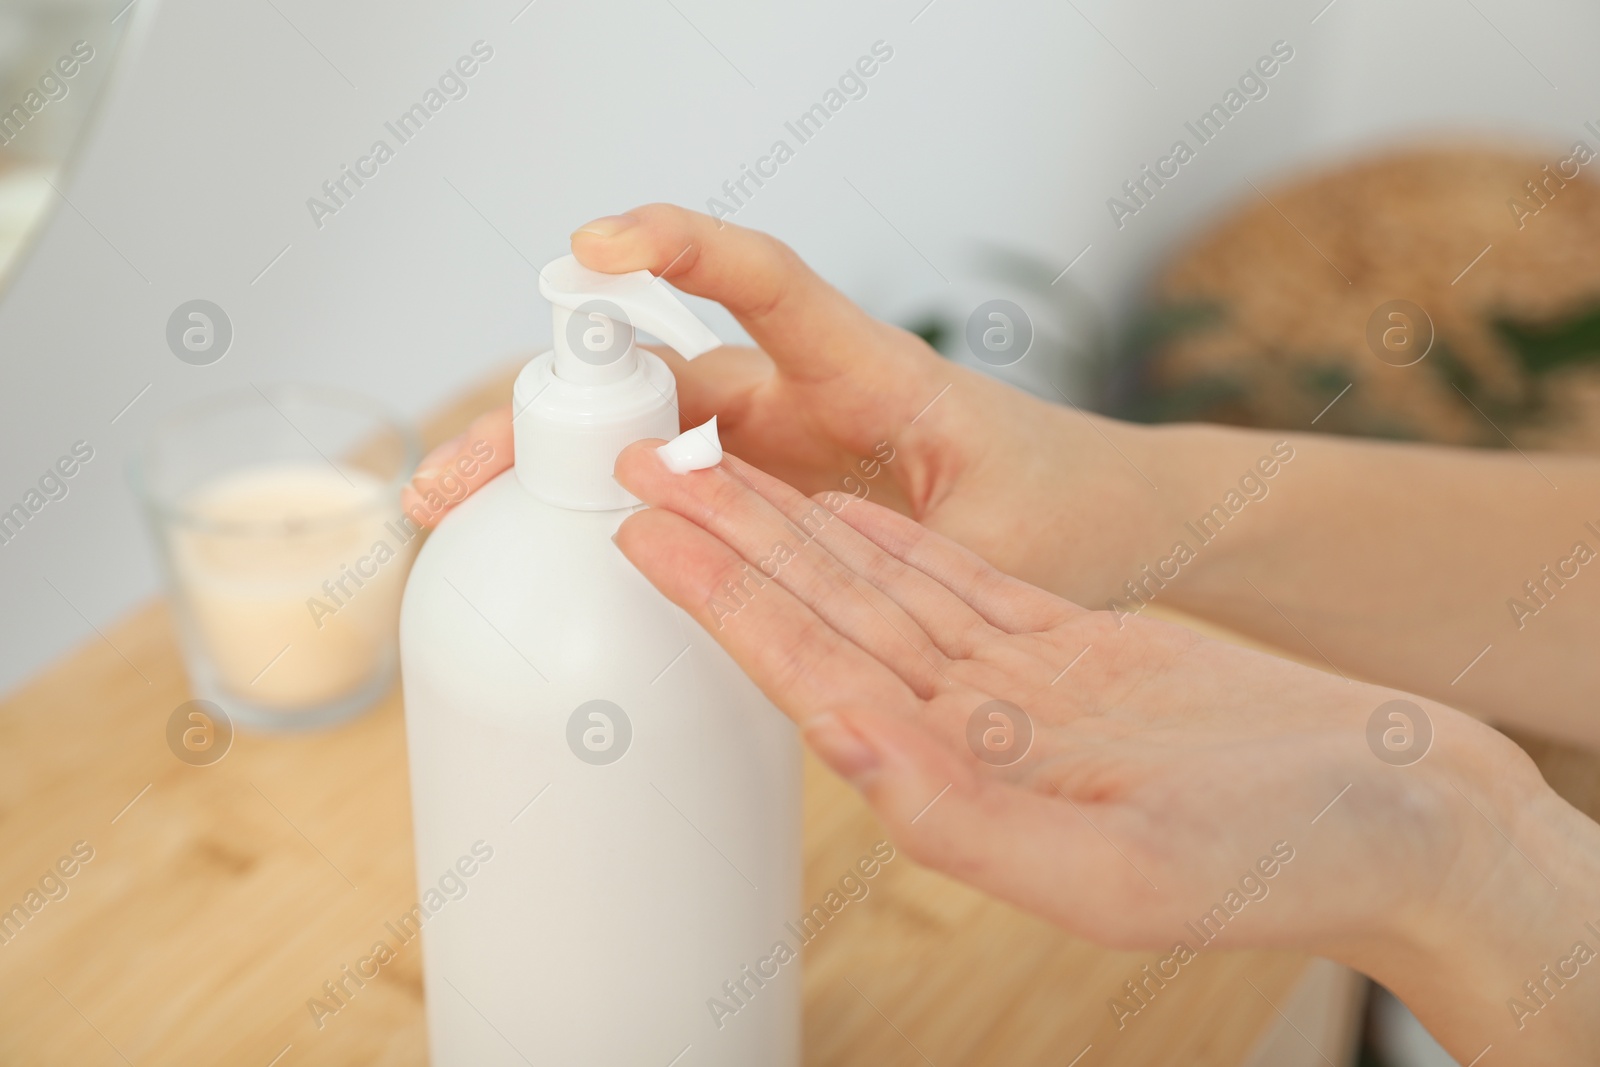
xmin=133 ymin=385 xmax=422 ymax=731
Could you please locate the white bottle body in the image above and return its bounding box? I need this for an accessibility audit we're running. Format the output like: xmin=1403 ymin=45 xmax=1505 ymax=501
xmin=400 ymin=472 xmax=802 ymax=1066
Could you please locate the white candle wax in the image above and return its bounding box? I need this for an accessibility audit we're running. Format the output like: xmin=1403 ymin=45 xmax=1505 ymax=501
xmin=171 ymin=462 xmax=418 ymax=710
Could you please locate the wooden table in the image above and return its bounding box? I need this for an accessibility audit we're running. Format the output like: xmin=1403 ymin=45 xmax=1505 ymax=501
xmin=0 ymin=371 xmax=1389 ymax=1066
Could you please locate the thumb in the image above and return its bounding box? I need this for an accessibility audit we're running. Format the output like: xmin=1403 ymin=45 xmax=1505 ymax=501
xmin=570 ymin=204 xmax=915 ymax=385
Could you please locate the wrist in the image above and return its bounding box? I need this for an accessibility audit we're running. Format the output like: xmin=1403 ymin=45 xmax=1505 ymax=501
xmin=896 ymin=367 xmax=1156 ymax=597
xmin=891 ymin=363 xmax=1248 ymax=605
xmin=1013 ymin=403 xmax=1198 ymax=603
xmin=1087 ymin=421 xmax=1292 ymax=611
xmin=1336 ymin=719 xmax=1600 ymax=1064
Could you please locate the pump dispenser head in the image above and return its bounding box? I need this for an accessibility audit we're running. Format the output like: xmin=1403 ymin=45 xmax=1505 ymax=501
xmin=540 ymin=256 xmax=720 ymax=386
xmin=512 ymin=256 xmax=722 ymax=511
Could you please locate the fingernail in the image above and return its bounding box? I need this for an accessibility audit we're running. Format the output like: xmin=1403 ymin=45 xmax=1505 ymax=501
xmin=804 ymin=713 xmax=881 ymax=784
xmin=573 ymin=214 xmax=638 ymax=239
xmin=415 ymin=434 xmax=463 ymax=479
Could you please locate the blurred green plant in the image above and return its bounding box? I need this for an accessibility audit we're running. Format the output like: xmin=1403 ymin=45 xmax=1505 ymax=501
xmin=1111 ymin=294 xmax=1600 ymax=447
xmin=1496 ymin=304 xmax=1600 ymax=376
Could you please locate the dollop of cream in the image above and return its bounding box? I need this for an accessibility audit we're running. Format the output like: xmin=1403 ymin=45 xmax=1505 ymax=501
xmin=656 ymin=416 xmax=723 ymax=474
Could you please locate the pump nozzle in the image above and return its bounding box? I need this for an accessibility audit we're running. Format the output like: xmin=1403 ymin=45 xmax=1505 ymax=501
xmin=513 ymin=255 xmax=722 ymax=509
xmin=540 ymin=255 xmax=720 ymax=385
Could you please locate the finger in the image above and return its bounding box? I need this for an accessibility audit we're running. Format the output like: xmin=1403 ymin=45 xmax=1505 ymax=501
xmin=718 ymin=454 xmax=999 ymax=659
xmin=829 ymin=497 xmax=1078 ymax=634
xmin=614 ymin=506 xmax=914 ymax=724
xmin=804 ymin=706 xmax=1151 ymax=936
xmin=616 ymin=441 xmax=953 ymax=699
xmin=571 ymin=204 xmax=919 ymax=385
xmin=402 ymin=407 xmax=513 ymax=528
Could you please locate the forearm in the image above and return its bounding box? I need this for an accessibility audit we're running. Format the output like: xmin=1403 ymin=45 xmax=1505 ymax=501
xmin=1120 ymin=422 xmax=1600 ymax=746
xmin=896 ymin=369 xmax=1598 ymax=743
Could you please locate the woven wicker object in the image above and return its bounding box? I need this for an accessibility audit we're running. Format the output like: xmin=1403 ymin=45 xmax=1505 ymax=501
xmin=1122 ymin=146 xmax=1600 ymax=452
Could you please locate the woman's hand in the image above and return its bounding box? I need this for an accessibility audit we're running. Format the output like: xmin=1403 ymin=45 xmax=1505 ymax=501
xmin=403 ymin=203 xmax=1177 ymax=600
xmin=402 ymin=202 xmax=1600 ymax=750
xmin=609 ymin=440 xmax=1600 ymax=1067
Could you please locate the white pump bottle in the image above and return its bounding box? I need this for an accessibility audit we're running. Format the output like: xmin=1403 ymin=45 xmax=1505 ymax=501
xmin=400 ymin=257 xmax=802 ymax=1065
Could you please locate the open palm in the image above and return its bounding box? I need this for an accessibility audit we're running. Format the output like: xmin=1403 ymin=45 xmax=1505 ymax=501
xmin=612 ymin=440 xmax=1517 ymax=964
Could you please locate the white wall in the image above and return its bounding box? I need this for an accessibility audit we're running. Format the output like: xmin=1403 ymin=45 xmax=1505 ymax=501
xmin=1 ymin=0 xmax=1594 ymax=693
